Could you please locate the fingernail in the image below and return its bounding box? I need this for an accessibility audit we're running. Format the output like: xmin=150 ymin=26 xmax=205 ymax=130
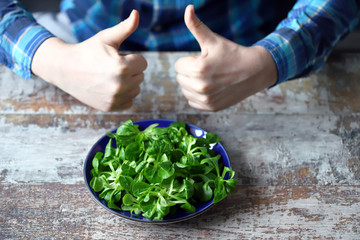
xmin=128 ymin=10 xmax=136 ymax=19
xmin=123 ymin=10 xmax=135 ymax=23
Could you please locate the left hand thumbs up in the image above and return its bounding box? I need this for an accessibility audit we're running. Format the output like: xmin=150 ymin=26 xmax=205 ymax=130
xmin=175 ymin=5 xmax=278 ymax=111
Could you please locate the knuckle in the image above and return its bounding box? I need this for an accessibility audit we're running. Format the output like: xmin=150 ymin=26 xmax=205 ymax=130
xmin=100 ymin=103 xmax=113 ymax=112
xmin=102 ymin=98 xmax=116 ymax=112
xmin=131 ymin=86 xmax=141 ymax=97
xmin=131 ymin=54 xmax=148 ymax=69
xmin=193 ymin=61 xmax=211 ymax=77
xmin=207 ymin=105 xmax=221 ymax=112
xmin=108 ymin=81 xmax=123 ymax=94
xmin=117 ymin=65 xmax=129 ymax=75
xmin=201 ymin=102 xmax=219 ymax=112
xmin=135 ymin=73 xmax=145 ymax=84
xmin=119 ymin=100 xmax=133 ymax=110
xmin=201 ymin=95 xmax=212 ymax=105
xmin=198 ymin=94 xmax=223 ymax=112
xmin=194 ymin=81 xmax=214 ymax=94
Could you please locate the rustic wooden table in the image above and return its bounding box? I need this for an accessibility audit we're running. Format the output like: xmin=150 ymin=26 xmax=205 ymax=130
xmin=0 ymin=52 xmax=359 ymax=239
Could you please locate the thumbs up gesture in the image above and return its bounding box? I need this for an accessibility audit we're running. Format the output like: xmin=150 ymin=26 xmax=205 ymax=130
xmin=175 ymin=5 xmax=278 ymax=111
xmin=32 ymin=10 xmax=147 ymax=111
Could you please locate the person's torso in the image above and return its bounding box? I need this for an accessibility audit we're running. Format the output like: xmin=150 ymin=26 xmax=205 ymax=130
xmin=61 ymin=0 xmax=293 ymax=50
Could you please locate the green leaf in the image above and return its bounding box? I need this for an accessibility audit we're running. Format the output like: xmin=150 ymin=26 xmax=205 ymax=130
xmin=171 ymin=149 xmax=185 ymax=162
xmin=179 ymin=135 xmax=197 ymax=153
xmin=168 ymin=122 xmax=187 ymax=144
xmin=184 ymin=179 xmax=194 ymax=199
xmin=118 ymin=175 xmax=133 ymax=191
xmin=175 ymin=162 xmax=188 ymax=169
xmin=143 ymin=164 xmax=157 ymax=183
xmin=154 ymin=204 xmax=170 ymax=220
xmin=90 ymin=176 xmax=105 ymax=192
xmin=196 ymin=132 xmax=220 ymax=148
xmin=152 ymin=127 xmax=168 ymax=139
xmin=170 ymin=121 xmax=186 ymax=129
xmin=132 ymin=181 xmax=152 ymax=197
xmin=221 ymin=166 xmax=236 ymax=179
xmin=118 ymin=147 xmax=126 ymax=161
xmin=225 ymin=178 xmax=238 ymax=195
xmin=143 ymin=193 xmax=151 ymax=202
xmin=106 ymin=132 xmax=117 ymax=139
xmin=143 ymin=123 xmax=159 ymax=133
xmin=213 ymin=177 xmax=228 ymax=204
xmin=107 ymin=190 xmax=121 ymax=210
xmin=145 ymin=141 xmax=159 ymax=155
xmin=116 ymin=120 xmax=141 ymax=145
xmin=114 ymin=190 xmax=122 ymax=202
xmin=92 ymin=152 xmax=103 ymax=175
xmin=185 ymin=153 xmax=199 ymax=166
xmin=158 ymin=157 xmax=175 ymax=179
xmin=120 ymin=161 xmax=136 ymax=176
xmin=104 ymin=139 xmax=115 ymax=159
xmin=143 ymin=206 xmax=156 ymax=220
xmin=200 ymin=155 xmax=221 ymax=176
xmin=99 ymin=188 xmax=112 ymax=201
xmin=125 ymin=142 xmax=143 ymax=161
xmin=135 ymin=159 xmax=147 ymax=173
xmin=194 ymin=182 xmax=213 ymax=202
xmin=122 ymin=193 xmax=137 ymax=206
xmin=143 ymin=123 xmax=166 ymax=141
xmin=180 ymin=202 xmax=196 ymax=213
xmin=141 ymin=197 xmax=156 ymax=213
xmin=204 ymin=132 xmax=219 ymax=144
xmin=202 ymin=172 xmax=217 ymax=182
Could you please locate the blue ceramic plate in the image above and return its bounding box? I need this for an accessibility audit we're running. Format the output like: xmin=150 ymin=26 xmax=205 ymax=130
xmin=84 ymin=119 xmax=232 ymax=223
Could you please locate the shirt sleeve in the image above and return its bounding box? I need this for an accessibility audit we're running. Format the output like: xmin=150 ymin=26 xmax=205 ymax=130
xmin=0 ymin=0 xmax=54 ymax=79
xmin=254 ymin=0 xmax=360 ymax=85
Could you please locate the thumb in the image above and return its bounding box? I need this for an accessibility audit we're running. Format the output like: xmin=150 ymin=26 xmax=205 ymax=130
xmin=184 ymin=5 xmax=216 ymax=54
xmin=99 ymin=10 xmax=139 ymax=48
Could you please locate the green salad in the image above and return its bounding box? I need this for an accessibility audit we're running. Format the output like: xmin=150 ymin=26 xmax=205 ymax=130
xmin=90 ymin=120 xmax=237 ymax=220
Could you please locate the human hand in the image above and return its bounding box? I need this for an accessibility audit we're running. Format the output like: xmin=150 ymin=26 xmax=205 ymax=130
xmin=175 ymin=5 xmax=277 ymax=111
xmin=31 ymin=10 xmax=147 ymax=111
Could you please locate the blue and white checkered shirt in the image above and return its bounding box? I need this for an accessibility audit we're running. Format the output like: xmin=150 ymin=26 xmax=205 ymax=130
xmin=1 ymin=0 xmax=359 ymax=84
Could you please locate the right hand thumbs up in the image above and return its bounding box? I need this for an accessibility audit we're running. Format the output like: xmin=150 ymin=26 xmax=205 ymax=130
xmin=32 ymin=10 xmax=148 ymax=112
xmin=97 ymin=10 xmax=139 ymax=49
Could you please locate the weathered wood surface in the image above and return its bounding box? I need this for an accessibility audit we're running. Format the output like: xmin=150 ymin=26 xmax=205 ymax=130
xmin=1 ymin=184 xmax=359 ymax=239
xmin=0 ymin=52 xmax=359 ymax=239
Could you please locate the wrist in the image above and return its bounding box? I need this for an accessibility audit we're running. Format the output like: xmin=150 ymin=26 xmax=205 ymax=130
xmin=249 ymin=45 xmax=278 ymax=88
xmin=31 ymin=37 xmax=70 ymax=85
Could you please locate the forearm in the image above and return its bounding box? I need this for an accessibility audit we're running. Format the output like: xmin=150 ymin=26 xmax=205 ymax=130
xmin=254 ymin=0 xmax=360 ymax=85
xmin=31 ymin=37 xmax=70 ymax=86
xmin=246 ymin=45 xmax=278 ymax=89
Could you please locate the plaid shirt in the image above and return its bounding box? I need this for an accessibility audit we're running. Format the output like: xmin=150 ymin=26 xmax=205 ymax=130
xmin=1 ymin=0 xmax=359 ymax=84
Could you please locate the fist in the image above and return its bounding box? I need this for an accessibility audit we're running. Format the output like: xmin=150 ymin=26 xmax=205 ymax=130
xmin=32 ymin=10 xmax=147 ymax=112
xmin=175 ymin=5 xmax=277 ymax=111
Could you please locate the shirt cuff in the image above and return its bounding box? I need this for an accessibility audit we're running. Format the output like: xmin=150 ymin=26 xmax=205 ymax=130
xmin=1 ymin=16 xmax=54 ymax=79
xmin=254 ymin=28 xmax=308 ymax=86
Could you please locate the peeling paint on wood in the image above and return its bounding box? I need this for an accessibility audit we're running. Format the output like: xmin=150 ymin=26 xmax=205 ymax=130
xmin=0 ymin=113 xmax=358 ymax=185
xmin=1 ymin=184 xmax=359 ymax=239
xmin=1 ymin=52 xmax=360 ymax=239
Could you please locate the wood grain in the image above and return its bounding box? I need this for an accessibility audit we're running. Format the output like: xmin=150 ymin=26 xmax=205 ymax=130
xmin=1 ymin=52 xmax=360 ymax=239
xmin=1 ymin=184 xmax=359 ymax=239
xmin=0 ymin=113 xmax=359 ymax=185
